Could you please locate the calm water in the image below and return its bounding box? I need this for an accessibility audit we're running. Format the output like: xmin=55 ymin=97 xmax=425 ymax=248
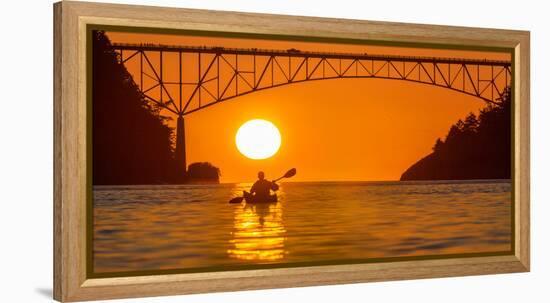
xmin=93 ymin=180 xmax=511 ymax=273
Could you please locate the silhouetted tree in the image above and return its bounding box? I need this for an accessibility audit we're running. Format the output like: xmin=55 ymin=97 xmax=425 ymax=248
xmin=92 ymin=31 xmax=179 ymax=185
xmin=464 ymin=113 xmax=479 ymax=132
xmin=187 ymin=162 xmax=221 ymax=183
xmin=401 ymin=87 xmax=511 ymax=181
xmin=432 ymin=138 xmax=444 ymax=152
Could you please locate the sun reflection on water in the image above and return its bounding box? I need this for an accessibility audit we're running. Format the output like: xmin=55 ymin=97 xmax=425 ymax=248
xmin=227 ymin=184 xmax=287 ymax=261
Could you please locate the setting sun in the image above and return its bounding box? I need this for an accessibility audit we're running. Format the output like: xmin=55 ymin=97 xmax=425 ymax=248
xmin=236 ymin=119 xmax=281 ymax=160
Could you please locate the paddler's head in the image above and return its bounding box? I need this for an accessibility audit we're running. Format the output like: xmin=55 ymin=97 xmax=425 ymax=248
xmin=258 ymin=171 xmax=265 ymax=180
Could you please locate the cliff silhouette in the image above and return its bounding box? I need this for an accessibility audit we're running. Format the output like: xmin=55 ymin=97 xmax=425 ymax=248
xmin=92 ymin=31 xmax=219 ymax=185
xmin=400 ymin=88 xmax=511 ymax=181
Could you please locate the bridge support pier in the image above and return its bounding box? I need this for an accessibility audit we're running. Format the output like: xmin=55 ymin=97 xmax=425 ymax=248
xmin=175 ymin=115 xmax=187 ymax=175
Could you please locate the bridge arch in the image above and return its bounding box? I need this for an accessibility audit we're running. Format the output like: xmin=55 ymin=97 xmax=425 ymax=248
xmin=113 ymin=44 xmax=511 ymax=116
xmin=180 ymin=75 xmax=508 ymax=117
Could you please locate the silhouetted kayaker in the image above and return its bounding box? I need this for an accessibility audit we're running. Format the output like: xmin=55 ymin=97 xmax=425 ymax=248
xmin=250 ymin=171 xmax=279 ymax=201
xmin=229 ymin=168 xmax=296 ymax=204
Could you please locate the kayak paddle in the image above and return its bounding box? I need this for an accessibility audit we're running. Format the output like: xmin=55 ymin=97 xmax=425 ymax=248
xmin=228 ymin=168 xmax=296 ymax=204
xmin=228 ymin=196 xmax=245 ymax=204
xmin=273 ymin=168 xmax=297 ymax=182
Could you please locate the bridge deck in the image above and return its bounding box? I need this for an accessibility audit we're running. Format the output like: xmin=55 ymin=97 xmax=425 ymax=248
xmin=112 ymin=43 xmax=511 ymax=67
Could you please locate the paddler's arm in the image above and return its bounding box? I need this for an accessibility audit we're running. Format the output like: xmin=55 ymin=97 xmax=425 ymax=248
xmin=271 ymin=181 xmax=279 ymax=191
xmin=250 ymin=181 xmax=258 ymax=194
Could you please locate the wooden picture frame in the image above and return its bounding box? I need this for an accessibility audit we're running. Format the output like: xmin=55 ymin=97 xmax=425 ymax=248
xmin=53 ymin=1 xmax=530 ymax=301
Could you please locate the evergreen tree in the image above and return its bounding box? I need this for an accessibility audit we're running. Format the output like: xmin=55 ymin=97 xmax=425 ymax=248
xmin=401 ymin=87 xmax=511 ymax=181
xmin=92 ymin=31 xmax=178 ymax=185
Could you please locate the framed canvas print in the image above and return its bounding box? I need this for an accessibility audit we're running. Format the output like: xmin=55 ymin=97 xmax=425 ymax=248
xmin=53 ymin=1 xmax=530 ymax=302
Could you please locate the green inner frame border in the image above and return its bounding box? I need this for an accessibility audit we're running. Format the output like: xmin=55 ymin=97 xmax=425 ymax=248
xmin=86 ymin=23 xmax=516 ymax=279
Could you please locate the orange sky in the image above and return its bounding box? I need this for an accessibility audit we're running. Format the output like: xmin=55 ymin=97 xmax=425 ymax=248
xmin=105 ymin=31 xmax=511 ymax=183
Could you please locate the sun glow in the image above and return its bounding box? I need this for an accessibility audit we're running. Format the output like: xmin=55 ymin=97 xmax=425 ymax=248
xmin=236 ymin=119 xmax=281 ymax=160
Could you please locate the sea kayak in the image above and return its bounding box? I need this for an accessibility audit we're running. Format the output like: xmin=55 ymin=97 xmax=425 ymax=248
xmin=243 ymin=191 xmax=278 ymax=203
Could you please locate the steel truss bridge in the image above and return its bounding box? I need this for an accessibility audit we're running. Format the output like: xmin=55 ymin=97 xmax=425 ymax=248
xmin=112 ymin=43 xmax=512 ymax=172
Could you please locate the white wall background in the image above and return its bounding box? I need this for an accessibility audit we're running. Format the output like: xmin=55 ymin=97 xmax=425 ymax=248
xmin=0 ymin=0 xmax=547 ymax=302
